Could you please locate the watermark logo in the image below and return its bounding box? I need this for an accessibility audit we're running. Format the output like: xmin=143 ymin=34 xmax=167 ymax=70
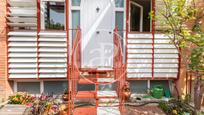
xmin=71 ymin=29 xmax=126 ymax=85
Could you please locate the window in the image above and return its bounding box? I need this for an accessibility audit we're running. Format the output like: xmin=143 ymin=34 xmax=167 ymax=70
xmin=44 ymin=81 xmax=68 ymax=95
xmin=72 ymin=10 xmax=80 ymax=29
xmin=129 ymin=80 xmax=147 ymax=93
xmin=17 ymin=82 xmax=40 ymax=94
xmin=72 ymin=0 xmax=81 ymax=6
xmin=71 ymin=10 xmax=80 ymax=39
xmin=115 ymin=11 xmax=124 ymax=37
xmin=115 ymin=0 xmax=124 ymax=7
xmin=44 ymin=1 xmax=65 ymax=30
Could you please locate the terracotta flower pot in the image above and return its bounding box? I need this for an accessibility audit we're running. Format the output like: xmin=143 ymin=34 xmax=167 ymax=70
xmin=60 ymin=110 xmax=67 ymax=115
xmin=123 ymin=91 xmax=131 ymax=101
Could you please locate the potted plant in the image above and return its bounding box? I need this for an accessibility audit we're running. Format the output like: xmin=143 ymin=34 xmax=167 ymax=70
xmin=122 ymin=81 xmax=131 ymax=101
xmin=62 ymin=89 xmax=68 ymax=101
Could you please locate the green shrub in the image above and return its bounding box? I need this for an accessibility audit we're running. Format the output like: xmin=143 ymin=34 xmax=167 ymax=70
xmin=159 ymin=99 xmax=194 ymax=115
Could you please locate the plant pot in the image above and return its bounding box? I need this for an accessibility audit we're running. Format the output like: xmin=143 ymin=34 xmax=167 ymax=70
xmin=123 ymin=91 xmax=131 ymax=101
xmin=62 ymin=94 xmax=68 ymax=101
xmin=60 ymin=110 xmax=67 ymax=115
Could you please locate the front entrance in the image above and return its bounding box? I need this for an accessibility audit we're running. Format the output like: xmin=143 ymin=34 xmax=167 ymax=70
xmin=80 ymin=0 xmax=115 ymax=68
xmin=70 ymin=0 xmax=125 ymax=68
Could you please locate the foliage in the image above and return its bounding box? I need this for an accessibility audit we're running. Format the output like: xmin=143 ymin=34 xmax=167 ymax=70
xmin=156 ymin=0 xmax=204 ymax=48
xmin=27 ymin=94 xmax=67 ymax=115
xmin=155 ymin=0 xmax=204 ymax=70
xmin=159 ymin=99 xmax=194 ymax=115
xmin=153 ymin=0 xmax=204 ymax=110
xmin=189 ymin=47 xmax=204 ymax=71
xmin=183 ymin=94 xmax=191 ymax=104
xmin=8 ymin=92 xmax=35 ymax=104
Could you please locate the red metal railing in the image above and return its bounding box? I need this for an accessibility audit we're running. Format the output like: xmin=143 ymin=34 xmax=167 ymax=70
xmin=113 ymin=27 xmax=126 ymax=113
xmin=68 ymin=27 xmax=81 ymax=114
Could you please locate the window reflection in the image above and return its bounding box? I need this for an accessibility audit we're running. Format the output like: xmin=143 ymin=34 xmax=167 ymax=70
xmin=44 ymin=2 xmax=65 ymax=30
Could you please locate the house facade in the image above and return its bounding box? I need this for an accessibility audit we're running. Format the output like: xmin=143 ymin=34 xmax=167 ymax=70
xmin=1 ymin=0 xmax=203 ymax=113
xmin=0 ymin=0 xmax=180 ymax=99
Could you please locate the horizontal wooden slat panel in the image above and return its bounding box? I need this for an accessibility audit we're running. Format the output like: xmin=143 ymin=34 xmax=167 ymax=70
xmin=154 ymin=59 xmax=178 ymax=63
xmin=9 ymin=48 xmax=37 ymax=52
xmin=128 ymin=54 xmax=152 ymax=58
xmin=128 ymin=44 xmax=152 ymax=48
xmin=9 ymin=63 xmax=37 ymax=68
xmin=154 ymin=54 xmax=178 ymax=58
xmin=39 ymin=38 xmax=66 ymax=42
xmin=128 ymin=49 xmax=152 ymax=53
xmin=39 ymin=73 xmax=67 ymax=78
xmin=127 ymin=33 xmax=178 ymax=79
xmin=128 ymin=59 xmax=152 ymax=63
xmin=154 ymin=69 xmax=178 ymax=73
xmin=39 ymin=58 xmax=67 ymax=62
xmin=154 ymin=73 xmax=177 ymax=78
xmin=127 ymin=74 xmax=152 ymax=78
xmin=39 ymin=53 xmax=66 ymax=57
xmin=39 ymin=48 xmax=67 ymax=52
xmin=9 ymin=53 xmax=37 ymax=57
xmin=8 ymin=31 xmax=37 ymax=36
xmin=39 ymin=63 xmax=67 ymax=68
xmin=8 ymin=37 xmax=37 ymax=41
xmin=39 ymin=31 xmax=66 ymax=37
xmin=9 ymin=58 xmax=37 ymax=62
xmin=128 ymin=39 xmax=152 ymax=43
xmin=39 ymin=68 xmax=67 ymax=73
xmin=127 ymin=64 xmax=152 ymax=68
xmin=154 ymin=49 xmax=178 ymax=53
xmin=39 ymin=42 xmax=66 ymax=47
xmin=7 ymin=17 xmax=37 ymax=23
xmin=9 ymin=74 xmax=37 ymax=78
xmin=9 ymin=68 xmax=37 ymax=73
xmin=154 ymin=64 xmax=178 ymax=68
xmin=127 ymin=69 xmax=152 ymax=73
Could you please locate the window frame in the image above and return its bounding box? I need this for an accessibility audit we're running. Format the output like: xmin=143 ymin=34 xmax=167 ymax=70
xmin=14 ymin=80 xmax=68 ymax=95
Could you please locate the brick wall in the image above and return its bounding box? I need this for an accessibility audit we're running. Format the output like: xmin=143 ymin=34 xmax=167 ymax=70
xmin=0 ymin=0 xmax=13 ymax=101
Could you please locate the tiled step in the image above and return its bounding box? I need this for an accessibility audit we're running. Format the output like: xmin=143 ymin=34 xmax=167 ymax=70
xmin=78 ymin=78 xmax=115 ymax=84
xmin=97 ymin=91 xmax=117 ymax=98
xmin=98 ymin=98 xmax=119 ymax=107
xmin=97 ymin=107 xmax=120 ymax=115
xmin=97 ymin=78 xmax=115 ymax=83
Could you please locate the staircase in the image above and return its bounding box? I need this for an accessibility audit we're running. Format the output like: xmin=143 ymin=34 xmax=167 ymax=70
xmin=127 ymin=33 xmax=179 ymax=79
xmin=70 ymin=28 xmax=123 ymax=115
xmin=74 ymin=70 xmax=121 ymax=115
